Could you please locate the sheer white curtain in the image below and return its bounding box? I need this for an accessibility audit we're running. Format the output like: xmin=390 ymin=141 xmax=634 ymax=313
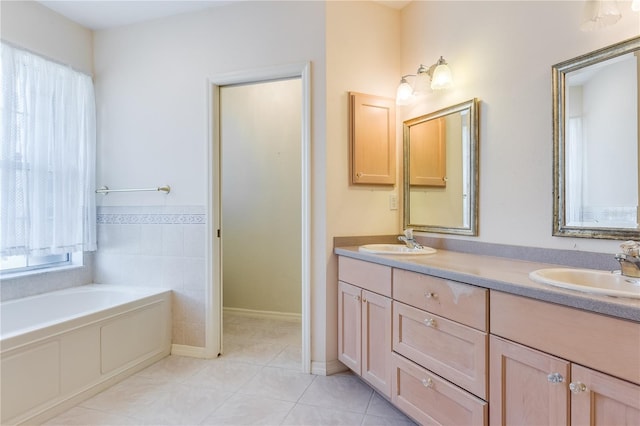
xmin=1 ymin=43 xmax=96 ymax=257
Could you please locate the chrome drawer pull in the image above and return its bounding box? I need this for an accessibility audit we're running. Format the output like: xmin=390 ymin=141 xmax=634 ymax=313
xmin=547 ymin=373 xmax=564 ymax=384
xmin=422 ymin=378 xmax=433 ymax=388
xmin=569 ymin=382 xmax=587 ymax=394
xmin=424 ymin=318 xmax=437 ymax=328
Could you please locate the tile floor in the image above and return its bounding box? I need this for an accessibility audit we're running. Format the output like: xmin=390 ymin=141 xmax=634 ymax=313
xmin=45 ymin=311 xmax=417 ymax=425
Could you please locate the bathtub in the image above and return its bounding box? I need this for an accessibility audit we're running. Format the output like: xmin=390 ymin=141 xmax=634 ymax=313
xmin=0 ymin=284 xmax=172 ymax=425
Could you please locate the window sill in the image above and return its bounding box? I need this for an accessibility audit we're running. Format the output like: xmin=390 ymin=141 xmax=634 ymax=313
xmin=0 ymin=263 xmax=85 ymax=281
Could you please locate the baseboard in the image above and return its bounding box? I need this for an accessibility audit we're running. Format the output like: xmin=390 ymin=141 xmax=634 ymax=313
xmin=311 ymin=359 xmax=349 ymax=376
xmin=223 ymin=306 xmax=302 ymax=322
xmin=171 ymin=344 xmax=209 ymax=358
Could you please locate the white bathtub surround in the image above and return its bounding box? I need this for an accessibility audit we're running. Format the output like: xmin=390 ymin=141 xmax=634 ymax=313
xmin=95 ymin=205 xmax=206 ymax=349
xmin=0 ymin=284 xmax=172 ymax=425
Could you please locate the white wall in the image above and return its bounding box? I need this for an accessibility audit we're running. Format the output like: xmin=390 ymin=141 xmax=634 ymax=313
xmin=325 ymin=1 xmax=401 ymax=370
xmin=221 ymin=79 xmax=302 ymax=315
xmin=399 ymin=0 xmax=639 ymax=254
xmin=92 ymin=1 xmax=327 ymax=357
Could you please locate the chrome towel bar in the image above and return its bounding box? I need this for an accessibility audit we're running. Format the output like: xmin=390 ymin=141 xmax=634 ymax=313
xmin=95 ymin=185 xmax=171 ymax=194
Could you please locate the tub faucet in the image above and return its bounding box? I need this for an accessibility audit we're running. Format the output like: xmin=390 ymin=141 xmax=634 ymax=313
xmin=398 ymin=229 xmax=423 ymax=249
xmin=615 ymin=241 xmax=640 ymax=278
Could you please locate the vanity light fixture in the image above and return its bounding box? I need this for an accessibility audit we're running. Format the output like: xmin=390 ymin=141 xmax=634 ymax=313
xmin=396 ymin=56 xmax=453 ymax=105
xmin=580 ymin=0 xmax=622 ymax=31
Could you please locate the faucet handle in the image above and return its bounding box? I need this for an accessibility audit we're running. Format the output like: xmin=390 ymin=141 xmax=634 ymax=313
xmin=620 ymin=241 xmax=640 ymax=256
xmin=404 ymin=228 xmax=414 ymax=240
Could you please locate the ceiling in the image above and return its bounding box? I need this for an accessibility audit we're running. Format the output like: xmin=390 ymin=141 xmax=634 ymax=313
xmin=37 ymin=0 xmax=410 ymax=31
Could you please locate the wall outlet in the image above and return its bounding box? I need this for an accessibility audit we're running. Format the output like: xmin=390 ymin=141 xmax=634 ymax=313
xmin=389 ymin=194 xmax=398 ymax=210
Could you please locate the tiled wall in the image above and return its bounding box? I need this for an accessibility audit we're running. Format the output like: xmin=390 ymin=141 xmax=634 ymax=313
xmin=96 ymin=206 xmax=207 ymax=347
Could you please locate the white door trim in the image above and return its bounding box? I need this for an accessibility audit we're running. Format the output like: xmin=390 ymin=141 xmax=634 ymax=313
xmin=206 ymin=62 xmax=311 ymax=373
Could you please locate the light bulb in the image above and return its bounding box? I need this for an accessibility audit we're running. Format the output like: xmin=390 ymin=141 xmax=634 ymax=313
xmin=430 ymin=61 xmax=453 ymax=90
xmin=396 ymin=78 xmax=413 ymax=105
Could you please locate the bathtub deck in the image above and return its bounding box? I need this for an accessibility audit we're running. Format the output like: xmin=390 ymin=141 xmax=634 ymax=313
xmin=44 ymin=311 xmax=417 ymax=425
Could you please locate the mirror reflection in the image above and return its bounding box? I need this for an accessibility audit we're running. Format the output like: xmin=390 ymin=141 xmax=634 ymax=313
xmin=553 ymin=37 xmax=640 ymax=239
xmin=403 ymin=98 xmax=479 ymax=236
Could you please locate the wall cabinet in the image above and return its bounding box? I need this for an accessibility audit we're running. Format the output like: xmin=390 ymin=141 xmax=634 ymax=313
xmin=338 ymin=257 xmax=392 ymax=397
xmin=348 ymin=92 xmax=396 ymax=185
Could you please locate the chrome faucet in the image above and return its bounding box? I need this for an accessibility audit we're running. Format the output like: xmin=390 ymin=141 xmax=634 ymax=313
xmin=615 ymin=241 xmax=640 ymax=278
xmin=398 ymin=229 xmax=423 ymax=249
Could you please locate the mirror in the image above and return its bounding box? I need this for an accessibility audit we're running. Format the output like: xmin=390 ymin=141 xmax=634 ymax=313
xmin=553 ymin=37 xmax=640 ymax=239
xmin=403 ymin=98 xmax=479 ymax=236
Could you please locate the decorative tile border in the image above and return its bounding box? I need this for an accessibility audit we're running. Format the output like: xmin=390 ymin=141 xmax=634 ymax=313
xmin=97 ymin=213 xmax=206 ymax=225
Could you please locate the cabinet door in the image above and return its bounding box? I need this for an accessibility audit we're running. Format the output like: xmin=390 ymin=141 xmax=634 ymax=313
xmin=338 ymin=281 xmax=361 ymax=374
xmin=409 ymin=116 xmax=447 ymax=186
xmin=570 ymin=364 xmax=640 ymax=426
xmin=489 ymin=335 xmax=570 ymax=426
xmin=349 ymin=92 xmax=396 ymax=185
xmin=361 ymin=289 xmax=392 ymax=397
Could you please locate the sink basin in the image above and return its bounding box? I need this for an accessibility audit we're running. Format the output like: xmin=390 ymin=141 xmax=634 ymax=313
xmin=358 ymin=244 xmax=436 ymax=255
xmin=529 ymin=268 xmax=640 ymax=299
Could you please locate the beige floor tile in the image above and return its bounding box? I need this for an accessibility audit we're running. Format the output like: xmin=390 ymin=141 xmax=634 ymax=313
xmin=221 ymin=340 xmax=287 ymax=365
xmin=201 ymin=393 xmax=294 ymax=425
xmin=366 ymin=391 xmax=412 ymax=420
xmin=182 ymin=358 xmax=262 ymax=392
xmin=281 ymin=403 xmax=365 ymax=426
xmin=298 ymin=374 xmax=373 ymax=413
xmin=267 ymin=345 xmax=302 ymax=370
xmin=361 ymin=414 xmax=418 ymax=426
xmin=43 ymin=406 xmax=139 ymax=425
xmin=236 ymin=365 xmax=315 ymax=402
xmin=135 ymin=354 xmax=208 ymax=382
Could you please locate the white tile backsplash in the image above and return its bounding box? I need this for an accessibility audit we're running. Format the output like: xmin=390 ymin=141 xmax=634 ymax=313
xmin=95 ymin=206 xmax=207 ymax=347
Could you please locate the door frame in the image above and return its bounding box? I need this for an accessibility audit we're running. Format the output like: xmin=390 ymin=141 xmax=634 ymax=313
xmin=206 ymin=62 xmax=311 ymax=373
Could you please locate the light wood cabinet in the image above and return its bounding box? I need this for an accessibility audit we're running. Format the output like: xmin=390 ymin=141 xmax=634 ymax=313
xmin=348 ymin=92 xmax=396 ymax=185
xmin=489 ymin=335 xmax=570 ymax=426
xmin=338 ymin=257 xmax=392 ymax=397
xmin=490 ymin=291 xmax=640 ymax=426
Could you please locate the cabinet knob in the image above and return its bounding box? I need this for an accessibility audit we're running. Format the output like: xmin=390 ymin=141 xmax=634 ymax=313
xmin=569 ymin=382 xmax=587 ymax=394
xmin=421 ymin=378 xmax=433 ymax=388
xmin=424 ymin=292 xmax=438 ymax=299
xmin=547 ymin=373 xmax=564 ymax=384
xmin=354 ymin=295 xmax=360 ymax=301
xmin=424 ymin=318 xmax=437 ymax=328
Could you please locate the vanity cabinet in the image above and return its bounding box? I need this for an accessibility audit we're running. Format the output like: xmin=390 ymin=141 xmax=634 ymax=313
xmin=338 ymin=257 xmax=392 ymax=397
xmin=490 ymin=291 xmax=640 ymax=426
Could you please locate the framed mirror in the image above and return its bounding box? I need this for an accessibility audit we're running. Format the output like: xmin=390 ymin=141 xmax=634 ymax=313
xmin=552 ymin=37 xmax=640 ymax=239
xmin=403 ymin=98 xmax=479 ymax=236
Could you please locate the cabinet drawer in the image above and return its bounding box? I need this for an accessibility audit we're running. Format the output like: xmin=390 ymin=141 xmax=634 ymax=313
xmin=393 ymin=301 xmax=488 ymax=399
xmin=392 ymin=352 xmax=487 ymax=426
xmin=490 ymin=291 xmax=640 ymax=385
xmin=338 ymin=256 xmax=391 ymax=297
xmin=393 ymin=269 xmax=487 ymax=331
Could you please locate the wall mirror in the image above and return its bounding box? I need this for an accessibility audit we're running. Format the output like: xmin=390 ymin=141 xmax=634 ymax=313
xmin=552 ymin=37 xmax=640 ymax=239
xmin=403 ymin=98 xmax=479 ymax=236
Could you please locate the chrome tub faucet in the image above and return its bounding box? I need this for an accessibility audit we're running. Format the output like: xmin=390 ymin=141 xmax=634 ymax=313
xmin=615 ymin=241 xmax=640 ymax=278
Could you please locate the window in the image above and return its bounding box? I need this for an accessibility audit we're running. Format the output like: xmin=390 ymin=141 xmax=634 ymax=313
xmin=1 ymin=43 xmax=97 ymax=274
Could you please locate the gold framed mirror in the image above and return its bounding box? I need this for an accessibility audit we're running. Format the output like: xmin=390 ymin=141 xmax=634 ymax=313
xmin=403 ymin=98 xmax=479 ymax=236
xmin=552 ymin=37 xmax=640 ymax=239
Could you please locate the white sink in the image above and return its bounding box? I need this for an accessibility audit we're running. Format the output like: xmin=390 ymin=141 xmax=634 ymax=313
xmin=358 ymin=244 xmax=436 ymax=255
xmin=529 ymin=268 xmax=640 ymax=299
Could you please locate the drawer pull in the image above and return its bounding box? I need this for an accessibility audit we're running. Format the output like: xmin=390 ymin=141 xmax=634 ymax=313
xmin=569 ymin=382 xmax=587 ymax=394
xmin=547 ymin=373 xmax=564 ymax=384
xmin=424 ymin=318 xmax=437 ymax=328
xmin=421 ymin=378 xmax=434 ymax=388
xmin=354 ymin=295 xmax=361 ymax=301
xmin=424 ymin=292 xmax=438 ymax=299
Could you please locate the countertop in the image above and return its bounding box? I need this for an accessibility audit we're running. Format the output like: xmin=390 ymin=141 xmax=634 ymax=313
xmin=335 ymin=246 xmax=640 ymax=323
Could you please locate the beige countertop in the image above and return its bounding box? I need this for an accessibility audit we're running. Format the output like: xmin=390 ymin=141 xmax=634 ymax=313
xmin=335 ymin=246 xmax=640 ymax=323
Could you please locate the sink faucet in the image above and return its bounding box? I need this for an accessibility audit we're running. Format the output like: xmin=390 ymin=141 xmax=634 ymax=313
xmin=398 ymin=229 xmax=423 ymax=249
xmin=615 ymin=241 xmax=640 ymax=278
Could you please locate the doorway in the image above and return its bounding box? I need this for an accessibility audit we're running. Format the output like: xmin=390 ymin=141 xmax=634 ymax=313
xmin=206 ymin=63 xmax=311 ymax=372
